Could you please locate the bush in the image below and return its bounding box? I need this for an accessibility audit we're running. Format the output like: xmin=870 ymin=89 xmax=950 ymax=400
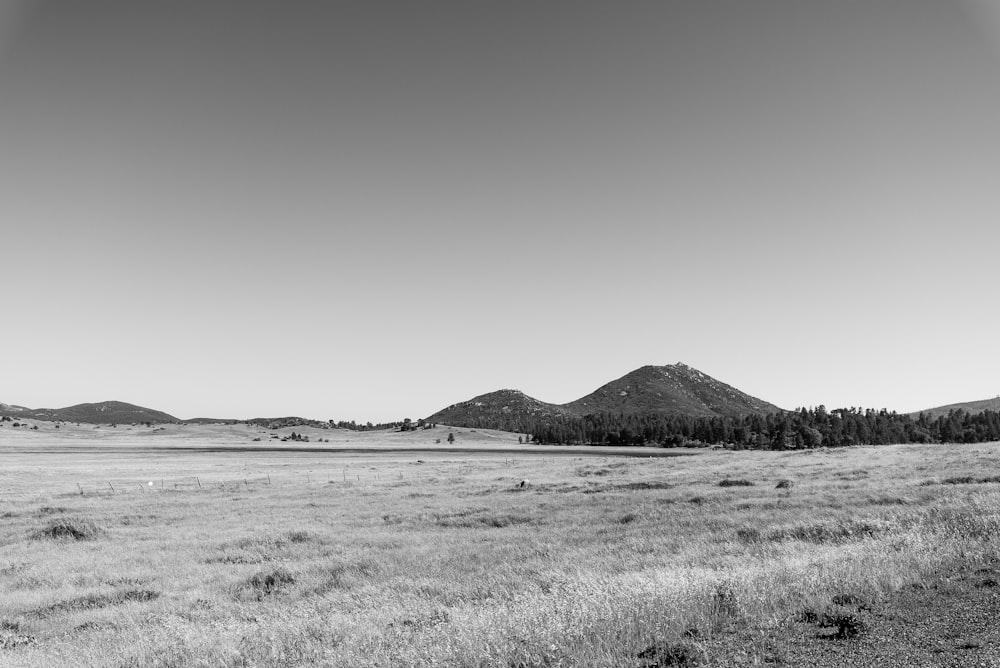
xmin=637 ymin=640 xmax=704 ymax=666
xmin=33 ymin=518 xmax=99 ymax=541
xmin=821 ymin=609 xmax=866 ymax=639
xmin=235 ymin=568 xmax=296 ymax=600
xmin=718 ymin=479 xmax=754 ymax=487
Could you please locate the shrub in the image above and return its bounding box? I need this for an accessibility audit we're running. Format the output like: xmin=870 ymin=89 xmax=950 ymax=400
xmin=821 ymin=609 xmax=866 ymax=639
xmin=235 ymin=568 xmax=296 ymax=600
xmin=637 ymin=640 xmax=704 ymax=666
xmin=718 ymin=479 xmax=754 ymax=487
xmin=33 ymin=518 xmax=99 ymax=541
xmin=775 ymin=479 xmax=794 ymax=489
xmin=40 ymin=590 xmax=159 ymax=616
xmin=768 ymin=519 xmax=891 ymax=543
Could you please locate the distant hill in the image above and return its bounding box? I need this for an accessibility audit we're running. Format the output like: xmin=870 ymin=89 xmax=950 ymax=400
xmin=912 ymin=397 xmax=1000 ymax=420
xmin=566 ymin=363 xmax=780 ymax=417
xmin=2 ymin=401 xmax=177 ymax=424
xmin=426 ymin=363 xmax=781 ymax=428
xmin=245 ymin=416 xmax=331 ymax=430
xmin=426 ymin=389 xmax=573 ymax=432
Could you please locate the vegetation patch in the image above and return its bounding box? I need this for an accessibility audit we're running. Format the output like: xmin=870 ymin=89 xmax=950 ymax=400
xmin=0 ymin=631 xmax=36 ymax=650
xmin=314 ymin=559 xmax=380 ymax=594
xmin=818 ymin=608 xmax=867 ymax=639
xmin=718 ymin=479 xmax=754 ymax=487
xmin=575 ymin=463 xmax=627 ymax=477
xmin=616 ymin=481 xmax=674 ymax=491
xmin=768 ymin=519 xmax=892 ymax=543
xmin=436 ymin=511 xmax=534 ymax=528
xmin=234 ymin=568 xmax=296 ymax=601
xmin=636 ymin=640 xmax=704 ymax=667
xmin=36 ymin=589 xmax=159 ymax=617
xmin=831 ymin=592 xmax=870 ymax=609
xmin=33 ymin=518 xmax=99 ymax=541
xmin=937 ymin=475 xmax=1000 ymax=486
xmin=867 ymin=495 xmax=911 ymax=506
xmin=774 ymin=479 xmax=794 ymax=489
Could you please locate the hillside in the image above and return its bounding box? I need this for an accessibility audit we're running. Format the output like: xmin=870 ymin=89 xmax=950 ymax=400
xmin=912 ymin=396 xmax=1000 ymax=420
xmin=5 ymin=401 xmax=178 ymax=424
xmin=426 ymin=363 xmax=782 ymax=429
xmin=426 ymin=389 xmax=573 ymax=432
xmin=566 ymin=363 xmax=781 ymax=417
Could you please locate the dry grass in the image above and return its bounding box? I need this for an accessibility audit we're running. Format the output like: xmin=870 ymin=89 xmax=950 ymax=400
xmin=2 ymin=430 xmax=1000 ymax=666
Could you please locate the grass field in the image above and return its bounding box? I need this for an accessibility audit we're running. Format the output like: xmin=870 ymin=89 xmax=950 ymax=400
xmin=2 ymin=422 xmax=1000 ymax=666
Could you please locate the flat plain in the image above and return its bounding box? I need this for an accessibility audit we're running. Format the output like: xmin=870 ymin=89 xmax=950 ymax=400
xmin=2 ymin=422 xmax=1000 ymax=667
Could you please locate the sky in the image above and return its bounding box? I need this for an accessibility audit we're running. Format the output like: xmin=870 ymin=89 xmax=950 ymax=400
xmin=1 ymin=1 xmax=998 ymax=421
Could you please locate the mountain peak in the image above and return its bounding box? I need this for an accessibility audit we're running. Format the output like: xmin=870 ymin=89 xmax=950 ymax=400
xmin=565 ymin=364 xmax=778 ymax=417
xmin=428 ymin=363 xmax=781 ymax=428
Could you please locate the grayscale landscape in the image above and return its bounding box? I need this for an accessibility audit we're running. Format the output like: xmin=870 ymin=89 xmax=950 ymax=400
xmin=2 ymin=1 xmax=1000 ymax=666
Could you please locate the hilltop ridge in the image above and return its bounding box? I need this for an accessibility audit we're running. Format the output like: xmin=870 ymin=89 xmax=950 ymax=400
xmin=912 ymin=396 xmax=1000 ymax=420
xmin=0 ymin=401 xmax=178 ymax=424
xmin=426 ymin=363 xmax=781 ymax=429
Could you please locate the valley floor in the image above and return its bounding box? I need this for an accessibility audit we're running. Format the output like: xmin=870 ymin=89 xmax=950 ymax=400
xmin=1 ymin=424 xmax=999 ymax=666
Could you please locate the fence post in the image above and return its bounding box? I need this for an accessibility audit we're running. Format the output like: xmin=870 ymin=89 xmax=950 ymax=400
xmin=197 ymin=477 xmax=202 ymax=489
xmin=108 ymin=482 xmax=115 ymax=494
xmin=267 ymin=474 xmax=271 ymax=485
xmin=77 ymin=483 xmax=83 ymax=496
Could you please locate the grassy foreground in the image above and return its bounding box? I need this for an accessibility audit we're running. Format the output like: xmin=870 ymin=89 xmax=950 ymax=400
xmin=2 ymin=438 xmax=1000 ymax=666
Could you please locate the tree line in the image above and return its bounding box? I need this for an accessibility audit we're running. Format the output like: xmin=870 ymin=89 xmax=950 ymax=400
xmin=525 ymin=407 xmax=1000 ymax=448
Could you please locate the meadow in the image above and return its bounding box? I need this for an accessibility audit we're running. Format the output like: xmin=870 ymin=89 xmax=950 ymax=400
xmin=2 ymin=423 xmax=1000 ymax=666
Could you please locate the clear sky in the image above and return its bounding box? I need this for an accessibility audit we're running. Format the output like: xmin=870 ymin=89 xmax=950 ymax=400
xmin=1 ymin=1 xmax=998 ymax=421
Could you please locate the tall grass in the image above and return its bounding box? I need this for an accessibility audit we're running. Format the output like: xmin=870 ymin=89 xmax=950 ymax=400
xmin=1 ymin=441 xmax=999 ymax=666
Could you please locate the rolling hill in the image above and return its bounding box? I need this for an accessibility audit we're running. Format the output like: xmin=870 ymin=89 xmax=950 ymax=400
xmin=912 ymin=397 xmax=1000 ymax=420
xmin=426 ymin=363 xmax=781 ymax=428
xmin=1 ymin=401 xmax=178 ymax=424
xmin=425 ymin=389 xmax=572 ymax=432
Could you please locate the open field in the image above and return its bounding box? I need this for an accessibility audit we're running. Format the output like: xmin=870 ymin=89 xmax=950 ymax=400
xmin=3 ymin=424 xmax=1000 ymax=666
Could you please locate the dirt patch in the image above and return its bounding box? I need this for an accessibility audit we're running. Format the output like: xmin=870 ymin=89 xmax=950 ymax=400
xmin=698 ymin=559 xmax=1000 ymax=666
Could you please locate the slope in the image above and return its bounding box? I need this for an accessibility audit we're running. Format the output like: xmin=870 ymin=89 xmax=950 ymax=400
xmin=18 ymin=401 xmax=178 ymax=424
xmin=565 ymin=363 xmax=781 ymax=417
xmin=912 ymin=397 xmax=1000 ymax=420
xmin=426 ymin=389 xmax=572 ymax=432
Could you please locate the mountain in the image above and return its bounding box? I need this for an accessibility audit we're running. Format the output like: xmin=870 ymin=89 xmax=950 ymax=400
xmin=4 ymin=401 xmax=177 ymax=424
xmin=912 ymin=397 xmax=1000 ymax=420
xmin=425 ymin=389 xmax=573 ymax=432
xmin=566 ymin=363 xmax=781 ymax=418
xmin=426 ymin=363 xmax=781 ymax=428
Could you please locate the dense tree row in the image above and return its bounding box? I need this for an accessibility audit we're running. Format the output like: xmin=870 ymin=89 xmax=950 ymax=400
xmin=328 ymin=419 xmax=407 ymax=431
xmin=526 ymin=407 xmax=1000 ymax=448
